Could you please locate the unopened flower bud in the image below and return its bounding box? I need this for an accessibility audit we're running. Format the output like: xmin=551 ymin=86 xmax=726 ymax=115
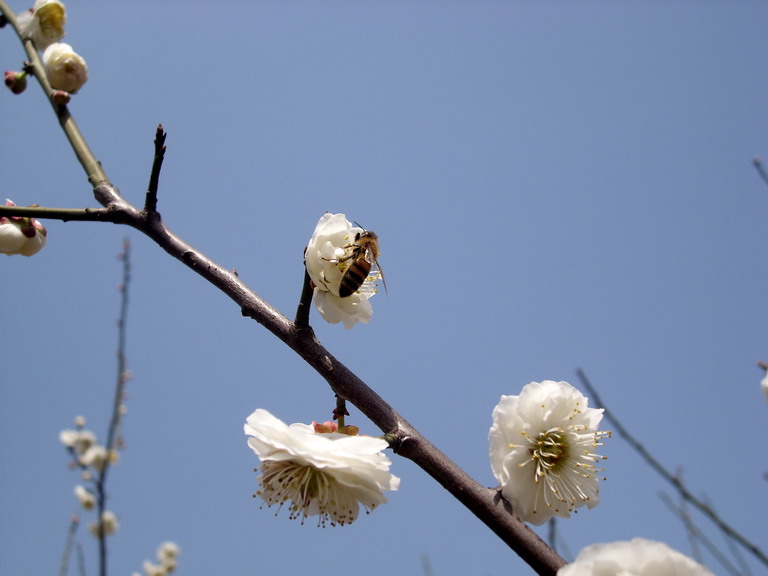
xmin=51 ymin=90 xmax=71 ymax=105
xmin=43 ymin=42 xmax=87 ymax=93
xmin=312 ymin=420 xmax=338 ymax=434
xmin=4 ymin=71 xmax=27 ymax=94
xmin=0 ymin=199 xmax=47 ymax=257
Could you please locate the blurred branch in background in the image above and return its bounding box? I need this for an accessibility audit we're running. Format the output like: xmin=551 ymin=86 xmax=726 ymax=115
xmin=752 ymin=157 xmax=768 ymax=188
xmin=95 ymin=239 xmax=132 ymax=576
xmin=58 ymin=515 xmax=84 ymax=576
xmin=576 ymin=369 xmax=767 ymax=570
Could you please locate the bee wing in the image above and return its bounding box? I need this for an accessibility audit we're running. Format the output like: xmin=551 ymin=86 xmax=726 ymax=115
xmin=365 ymin=247 xmax=388 ymax=295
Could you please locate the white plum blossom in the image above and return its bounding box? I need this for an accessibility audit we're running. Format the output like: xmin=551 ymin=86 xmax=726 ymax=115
xmin=0 ymin=200 xmax=47 ymax=256
xmin=43 ymin=42 xmax=88 ymax=93
xmin=141 ymin=561 xmax=167 ymax=576
xmin=80 ymin=444 xmax=108 ymax=470
xmin=88 ymin=510 xmax=119 ymax=538
xmin=489 ymin=380 xmax=610 ymax=525
xmin=558 ymin=538 xmax=715 ymax=576
xmin=244 ymin=408 xmax=400 ymax=526
xmin=74 ymin=484 xmax=95 ymax=509
xmin=157 ymin=541 xmax=180 ymax=565
xmin=59 ymin=427 xmax=96 ymax=455
xmin=17 ymin=0 xmax=67 ymax=51
xmin=304 ymin=212 xmax=379 ymax=329
xmin=137 ymin=542 xmax=180 ymax=576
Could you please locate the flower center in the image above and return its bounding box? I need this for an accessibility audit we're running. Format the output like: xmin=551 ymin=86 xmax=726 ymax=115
xmin=530 ymin=427 xmax=569 ymax=477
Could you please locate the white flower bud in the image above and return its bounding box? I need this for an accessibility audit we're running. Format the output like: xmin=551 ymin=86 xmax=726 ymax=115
xmin=0 ymin=200 xmax=47 ymax=257
xmin=43 ymin=42 xmax=88 ymax=93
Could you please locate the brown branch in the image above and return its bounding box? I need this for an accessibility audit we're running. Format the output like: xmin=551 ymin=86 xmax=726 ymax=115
xmin=0 ymin=1 xmax=564 ymax=570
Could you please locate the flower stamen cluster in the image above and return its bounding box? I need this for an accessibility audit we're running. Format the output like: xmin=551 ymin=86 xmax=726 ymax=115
xmin=518 ymin=423 xmax=610 ymax=515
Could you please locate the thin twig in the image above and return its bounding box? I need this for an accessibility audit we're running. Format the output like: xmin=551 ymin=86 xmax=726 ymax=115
xmin=58 ymin=515 xmax=80 ymax=576
xmin=752 ymin=157 xmax=768 ymax=188
xmin=294 ymin=265 xmax=314 ymax=327
xmin=145 ymin=125 xmax=167 ymax=212
xmin=704 ymin=495 xmax=753 ymax=576
xmin=659 ymin=492 xmax=740 ymax=576
xmin=576 ymin=369 xmax=767 ymax=569
xmin=76 ymin=541 xmax=86 ymax=576
xmin=95 ymin=240 xmax=132 ymax=576
xmin=0 ymin=205 xmax=118 ymax=222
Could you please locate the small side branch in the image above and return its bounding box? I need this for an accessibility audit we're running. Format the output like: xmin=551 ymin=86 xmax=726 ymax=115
xmin=145 ymin=125 xmax=167 ymax=212
xmin=753 ymin=157 xmax=768 ymax=188
xmin=0 ymin=205 xmax=119 ymax=222
xmin=58 ymin=515 xmax=80 ymax=576
xmin=294 ymin=266 xmax=314 ymax=327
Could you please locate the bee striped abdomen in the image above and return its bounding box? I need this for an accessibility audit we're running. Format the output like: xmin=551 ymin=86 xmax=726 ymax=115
xmin=338 ymin=256 xmax=372 ymax=297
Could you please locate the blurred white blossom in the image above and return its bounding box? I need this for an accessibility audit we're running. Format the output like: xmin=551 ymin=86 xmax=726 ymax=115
xmin=142 ymin=560 xmax=167 ymax=576
xmin=59 ymin=427 xmax=96 ymax=455
xmin=42 ymin=42 xmax=88 ymax=93
xmin=304 ymin=212 xmax=376 ymax=329
xmin=0 ymin=200 xmax=47 ymax=256
xmin=489 ymin=380 xmax=610 ymax=525
xmin=244 ymin=409 xmax=399 ymax=526
xmin=558 ymin=538 xmax=715 ymax=576
xmin=137 ymin=541 xmax=180 ymax=576
xmin=88 ymin=510 xmax=119 ymax=538
xmin=17 ymin=0 xmax=66 ymax=51
xmin=74 ymin=484 xmax=95 ymax=509
xmin=80 ymin=444 xmax=108 ymax=470
xmin=157 ymin=541 xmax=180 ymax=572
xmin=761 ymin=371 xmax=768 ymax=402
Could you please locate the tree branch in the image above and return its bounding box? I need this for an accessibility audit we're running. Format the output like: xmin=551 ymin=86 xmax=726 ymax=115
xmin=1 ymin=2 xmax=565 ymax=572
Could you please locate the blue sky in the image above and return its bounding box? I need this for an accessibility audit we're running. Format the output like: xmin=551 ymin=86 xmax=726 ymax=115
xmin=2 ymin=2 xmax=767 ymax=575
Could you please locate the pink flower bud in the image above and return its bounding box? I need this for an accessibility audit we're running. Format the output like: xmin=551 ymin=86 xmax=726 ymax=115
xmin=4 ymin=71 xmax=27 ymax=94
xmin=51 ymin=89 xmax=71 ymax=105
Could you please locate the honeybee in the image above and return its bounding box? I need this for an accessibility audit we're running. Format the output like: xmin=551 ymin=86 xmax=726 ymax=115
xmin=336 ymin=230 xmax=387 ymax=298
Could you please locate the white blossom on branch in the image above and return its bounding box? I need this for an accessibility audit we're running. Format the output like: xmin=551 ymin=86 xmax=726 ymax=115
xmin=304 ymin=212 xmax=379 ymax=329
xmin=244 ymin=408 xmax=399 ymax=526
xmin=17 ymin=0 xmax=66 ymax=51
xmin=489 ymin=380 xmax=610 ymax=525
